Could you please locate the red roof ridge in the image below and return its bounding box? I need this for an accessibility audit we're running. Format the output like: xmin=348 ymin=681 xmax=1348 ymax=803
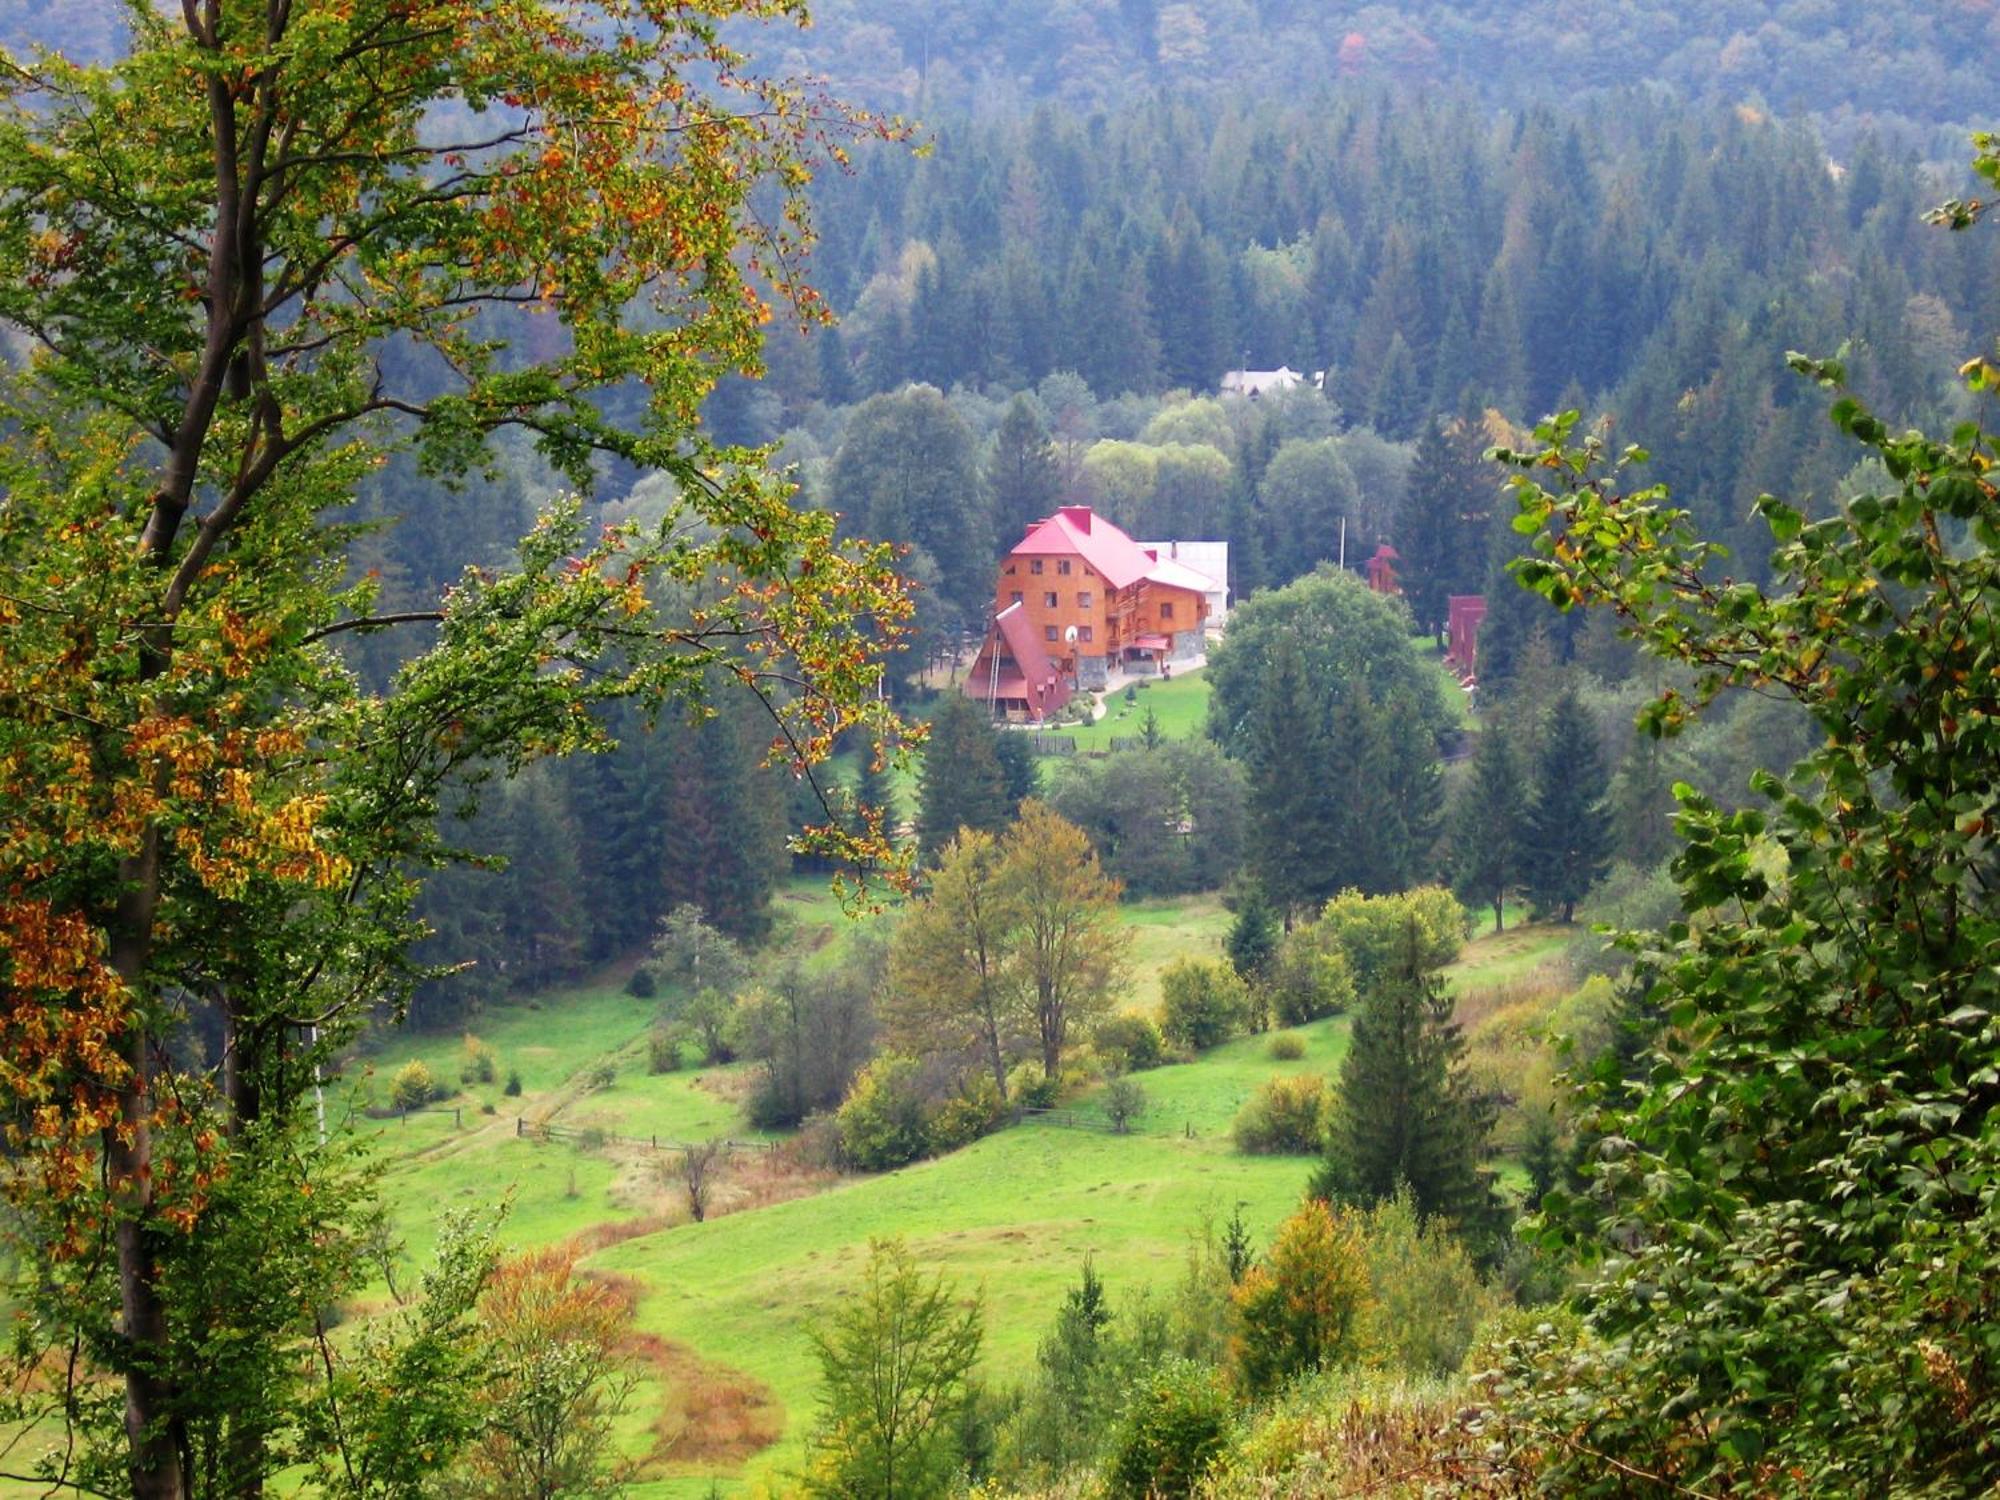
xmin=1010 ymin=505 xmax=1156 ymax=591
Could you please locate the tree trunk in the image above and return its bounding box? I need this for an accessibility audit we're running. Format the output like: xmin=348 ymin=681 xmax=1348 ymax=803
xmin=107 ymin=835 xmax=186 ymax=1500
xmin=1492 ymin=896 xmax=1504 ymax=933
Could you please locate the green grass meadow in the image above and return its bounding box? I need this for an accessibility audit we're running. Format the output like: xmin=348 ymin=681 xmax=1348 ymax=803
xmin=342 ymin=897 xmax=1565 ymax=1495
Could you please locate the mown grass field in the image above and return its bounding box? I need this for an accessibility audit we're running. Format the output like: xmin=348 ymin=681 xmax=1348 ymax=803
xmin=346 ymin=901 xmax=1570 ymax=1496
xmin=1044 ymin=670 xmax=1212 ymax=749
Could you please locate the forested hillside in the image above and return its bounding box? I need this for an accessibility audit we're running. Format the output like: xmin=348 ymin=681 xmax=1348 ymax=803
xmin=9 ymin=1 xmax=2000 ymax=1496
xmin=766 ymin=0 xmax=1999 ymax=143
xmin=10 ymin=0 xmax=2000 ymax=142
xmin=347 ymin=80 xmax=2000 ymax=1026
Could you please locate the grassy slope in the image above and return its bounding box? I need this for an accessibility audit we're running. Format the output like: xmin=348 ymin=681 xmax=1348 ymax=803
xmin=355 ymin=898 xmax=1563 ymax=1496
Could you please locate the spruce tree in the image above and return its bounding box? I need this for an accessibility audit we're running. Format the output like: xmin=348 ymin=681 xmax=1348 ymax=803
xmin=1225 ymin=887 xmax=1281 ymax=985
xmin=852 ymin=741 xmax=899 ymax=846
xmin=987 ymin=394 xmax=1063 ymax=548
xmin=1242 ymin=634 xmax=1339 ymax=922
xmin=1519 ymin=687 xmax=1612 ymax=922
xmin=1450 ymin=727 xmax=1528 ymax=930
xmin=916 ymin=694 xmax=1015 ymax=863
xmin=1312 ymin=928 xmax=1501 ymax=1252
xmin=1396 ymin=421 xmax=1459 ymax=642
xmin=993 ymin=727 xmax=1042 ymax=807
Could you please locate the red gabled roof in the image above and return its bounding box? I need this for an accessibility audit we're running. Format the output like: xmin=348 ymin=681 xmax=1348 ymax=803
xmin=1011 ymin=506 xmax=1158 ymax=591
xmin=963 ymin=602 xmax=1073 ymax=719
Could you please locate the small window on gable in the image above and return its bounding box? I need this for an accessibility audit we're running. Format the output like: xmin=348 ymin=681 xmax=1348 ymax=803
xmin=1004 ymin=563 xmax=1016 ymax=575
xmin=1057 ymin=559 xmax=1071 ymax=575
xmin=1030 ymin=559 xmax=1044 ymax=574
xmin=1160 ymin=601 xmax=1175 ymax=620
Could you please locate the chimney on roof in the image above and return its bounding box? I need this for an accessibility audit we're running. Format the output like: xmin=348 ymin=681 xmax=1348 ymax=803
xmin=1058 ymin=504 xmax=1093 ymax=533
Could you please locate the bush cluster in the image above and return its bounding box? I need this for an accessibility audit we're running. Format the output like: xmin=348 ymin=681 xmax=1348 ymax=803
xmin=1231 ymin=1074 xmax=1329 ymax=1155
xmin=389 ymin=1059 xmax=439 ymax=1113
xmin=836 ymin=1055 xmax=1008 ymax=1171
xmin=458 ymin=1034 xmax=497 ymax=1086
xmin=1094 ymin=1012 xmax=1166 ymax=1073
xmin=1159 ymin=959 xmax=1247 ymax=1052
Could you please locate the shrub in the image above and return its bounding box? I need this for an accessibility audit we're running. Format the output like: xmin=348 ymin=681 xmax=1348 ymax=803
xmin=584 ymin=1062 xmax=616 ymax=1092
xmin=837 ymin=1055 xmax=931 ymax=1171
xmin=1103 ymin=1077 xmax=1148 ymax=1134
xmin=389 ymin=1059 xmax=438 ymax=1113
xmin=1357 ymin=1191 xmax=1492 ymax=1378
xmin=503 ymin=1069 xmax=523 ymax=1097
xmin=784 ymin=1113 xmax=844 ymax=1172
xmin=479 ymin=1101 xmax=496 ymax=1116
xmin=928 ymin=1077 xmax=1005 ymax=1154
xmin=646 ymin=1029 xmax=683 ymax=1075
xmin=1231 ymin=1200 xmax=1372 ymax=1396
xmin=1314 ymin=886 xmax=1467 ymax=986
xmin=458 ymin=1034 xmax=497 ymax=1086
xmin=1159 ymin=958 xmax=1247 ymax=1052
xmin=1094 ymin=1012 xmax=1166 ymax=1073
xmin=1009 ymin=1064 xmax=1060 ymax=1111
xmin=1105 ymin=1359 xmax=1233 ymax=1499
xmin=1267 ymin=927 xmax=1356 ymax=1026
xmin=1232 ymin=1073 xmax=1329 ymax=1155
xmin=1267 ymin=1032 xmax=1307 ymax=1061
xmin=624 ymin=965 xmax=658 ymax=999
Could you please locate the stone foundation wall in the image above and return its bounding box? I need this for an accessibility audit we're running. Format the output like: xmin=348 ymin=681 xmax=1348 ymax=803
xmin=1078 ymin=653 xmax=1109 ymax=690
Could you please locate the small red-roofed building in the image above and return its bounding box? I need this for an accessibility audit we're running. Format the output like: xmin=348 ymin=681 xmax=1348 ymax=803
xmin=1366 ymin=543 xmax=1401 ymax=595
xmin=963 ymin=601 xmax=1073 ymax=722
xmin=1447 ymin=594 xmax=1487 ymax=680
xmin=966 ymin=507 xmax=1220 ymax=715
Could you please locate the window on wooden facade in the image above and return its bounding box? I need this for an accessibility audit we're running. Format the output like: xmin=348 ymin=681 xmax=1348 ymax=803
xmin=1077 ymin=591 xmax=1093 ymax=609
xmin=1030 ymin=559 xmax=1044 ymax=574
xmin=1044 ymin=625 xmax=1058 ymax=641
xmin=1044 ymin=592 xmax=1058 ymax=608
xmin=1079 ymin=625 xmax=1093 ymax=642
xmin=1057 ymin=559 xmax=1071 ymax=575
xmin=1010 ymin=591 xmax=1023 ymax=605
xmin=1160 ymin=601 xmax=1175 ymax=620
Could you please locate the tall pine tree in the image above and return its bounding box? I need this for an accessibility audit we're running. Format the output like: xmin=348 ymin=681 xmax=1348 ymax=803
xmin=1519 ymin=687 xmax=1612 ymax=922
xmin=987 ymin=394 xmax=1063 ymax=549
xmin=1312 ymin=928 xmax=1502 ymax=1252
xmin=1450 ymin=727 xmax=1528 ymax=929
xmin=916 ymin=694 xmax=1016 ymax=863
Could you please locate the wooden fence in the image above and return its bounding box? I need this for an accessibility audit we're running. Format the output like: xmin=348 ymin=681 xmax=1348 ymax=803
xmin=1029 ymin=733 xmax=1078 ymax=756
xmin=515 ymin=1117 xmax=777 ymax=1156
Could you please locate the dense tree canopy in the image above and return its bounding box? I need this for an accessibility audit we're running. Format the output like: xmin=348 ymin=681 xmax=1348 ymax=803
xmin=0 ymin=3 xmax=907 ymax=1492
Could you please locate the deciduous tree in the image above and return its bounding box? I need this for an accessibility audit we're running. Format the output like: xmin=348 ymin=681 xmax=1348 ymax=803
xmin=804 ymin=1239 xmax=984 ymax=1499
xmin=999 ymin=802 xmax=1132 ymax=1078
xmin=0 ymin=5 xmax=908 ymax=1491
xmin=884 ymin=830 xmax=1027 ymax=1102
